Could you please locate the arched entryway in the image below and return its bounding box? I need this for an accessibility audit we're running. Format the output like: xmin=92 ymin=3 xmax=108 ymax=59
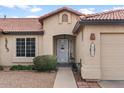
xmin=53 ymin=34 xmax=75 ymax=63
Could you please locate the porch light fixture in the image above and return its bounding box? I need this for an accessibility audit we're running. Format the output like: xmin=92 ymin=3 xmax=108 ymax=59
xmin=90 ymin=33 xmax=95 ymax=40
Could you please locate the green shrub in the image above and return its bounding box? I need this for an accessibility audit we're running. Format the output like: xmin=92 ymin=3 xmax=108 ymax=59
xmin=0 ymin=66 xmax=3 ymax=70
xmin=33 ymin=55 xmax=57 ymax=72
xmin=10 ymin=65 xmax=33 ymax=70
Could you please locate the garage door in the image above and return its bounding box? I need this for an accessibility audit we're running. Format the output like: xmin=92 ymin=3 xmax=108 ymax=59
xmin=101 ymin=34 xmax=124 ymax=80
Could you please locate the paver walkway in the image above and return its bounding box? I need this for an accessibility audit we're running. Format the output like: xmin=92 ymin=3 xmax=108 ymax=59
xmin=53 ymin=67 xmax=77 ymax=88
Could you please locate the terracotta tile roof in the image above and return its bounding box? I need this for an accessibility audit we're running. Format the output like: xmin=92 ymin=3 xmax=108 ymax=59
xmin=39 ymin=7 xmax=84 ymax=21
xmin=80 ymin=9 xmax=124 ymax=20
xmin=0 ymin=18 xmax=43 ymax=32
xmin=73 ymin=9 xmax=124 ymax=34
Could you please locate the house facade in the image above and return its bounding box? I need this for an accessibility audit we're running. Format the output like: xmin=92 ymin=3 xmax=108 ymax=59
xmin=0 ymin=7 xmax=124 ymax=80
xmin=73 ymin=9 xmax=124 ymax=80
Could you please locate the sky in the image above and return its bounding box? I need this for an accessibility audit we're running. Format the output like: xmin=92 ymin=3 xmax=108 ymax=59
xmin=0 ymin=5 xmax=124 ymax=18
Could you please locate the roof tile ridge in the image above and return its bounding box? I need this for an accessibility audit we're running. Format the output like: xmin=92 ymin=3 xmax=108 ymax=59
xmin=39 ymin=6 xmax=85 ymax=20
xmin=83 ymin=9 xmax=124 ymax=19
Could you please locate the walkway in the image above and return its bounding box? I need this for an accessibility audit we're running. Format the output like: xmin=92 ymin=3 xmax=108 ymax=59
xmin=54 ymin=67 xmax=77 ymax=88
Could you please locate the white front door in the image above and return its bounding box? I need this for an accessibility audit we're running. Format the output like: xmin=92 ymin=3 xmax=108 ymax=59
xmin=57 ymin=39 xmax=68 ymax=63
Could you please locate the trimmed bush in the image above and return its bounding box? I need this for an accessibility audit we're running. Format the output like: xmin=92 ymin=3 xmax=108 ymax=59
xmin=0 ymin=66 xmax=3 ymax=70
xmin=33 ymin=55 xmax=57 ymax=72
xmin=10 ymin=65 xmax=33 ymax=70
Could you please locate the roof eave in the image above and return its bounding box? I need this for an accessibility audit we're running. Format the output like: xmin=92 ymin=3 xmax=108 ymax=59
xmin=0 ymin=31 xmax=44 ymax=35
xmin=73 ymin=19 xmax=124 ymax=34
xmin=80 ymin=19 xmax=124 ymax=25
xmin=72 ymin=21 xmax=81 ymax=34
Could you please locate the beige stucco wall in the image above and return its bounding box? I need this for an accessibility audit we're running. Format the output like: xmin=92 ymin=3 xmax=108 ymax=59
xmin=42 ymin=11 xmax=79 ymax=55
xmin=75 ymin=27 xmax=84 ymax=63
xmin=76 ymin=25 xmax=124 ymax=80
xmin=0 ymin=35 xmax=43 ymax=66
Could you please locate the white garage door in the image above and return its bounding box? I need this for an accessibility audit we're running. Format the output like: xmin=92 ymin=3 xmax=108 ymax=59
xmin=101 ymin=34 xmax=124 ymax=80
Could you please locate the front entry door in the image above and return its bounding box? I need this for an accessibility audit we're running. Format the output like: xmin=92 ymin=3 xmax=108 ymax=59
xmin=57 ymin=39 xmax=68 ymax=63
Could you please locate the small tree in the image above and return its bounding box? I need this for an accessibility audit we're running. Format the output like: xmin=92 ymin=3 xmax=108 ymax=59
xmin=33 ymin=55 xmax=57 ymax=72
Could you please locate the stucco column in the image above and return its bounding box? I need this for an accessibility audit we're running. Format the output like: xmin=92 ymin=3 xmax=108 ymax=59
xmin=43 ymin=35 xmax=53 ymax=55
xmin=81 ymin=29 xmax=101 ymax=80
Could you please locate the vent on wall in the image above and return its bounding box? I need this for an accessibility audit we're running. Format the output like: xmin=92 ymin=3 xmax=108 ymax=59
xmin=62 ymin=14 xmax=68 ymax=22
xmin=58 ymin=13 xmax=72 ymax=24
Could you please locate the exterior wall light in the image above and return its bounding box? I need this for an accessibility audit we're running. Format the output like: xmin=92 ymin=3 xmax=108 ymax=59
xmin=90 ymin=33 xmax=95 ymax=40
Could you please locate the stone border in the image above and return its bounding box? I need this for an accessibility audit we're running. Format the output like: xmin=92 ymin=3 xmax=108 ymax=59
xmin=73 ymin=71 xmax=101 ymax=88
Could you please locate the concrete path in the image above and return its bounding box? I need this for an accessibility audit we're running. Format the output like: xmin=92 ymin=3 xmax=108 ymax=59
xmin=54 ymin=67 xmax=77 ymax=88
xmin=99 ymin=80 xmax=124 ymax=88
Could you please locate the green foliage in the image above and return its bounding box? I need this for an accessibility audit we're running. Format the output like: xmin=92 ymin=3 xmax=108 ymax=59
xmin=0 ymin=66 xmax=3 ymax=70
xmin=33 ymin=55 xmax=57 ymax=72
xmin=10 ymin=65 xmax=33 ymax=70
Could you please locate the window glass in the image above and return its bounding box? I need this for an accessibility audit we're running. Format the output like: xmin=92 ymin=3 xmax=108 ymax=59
xmin=26 ymin=38 xmax=35 ymax=57
xmin=16 ymin=38 xmax=25 ymax=57
xmin=16 ymin=38 xmax=35 ymax=57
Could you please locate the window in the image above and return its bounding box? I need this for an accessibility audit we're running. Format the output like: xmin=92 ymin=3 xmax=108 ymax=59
xmin=26 ymin=38 xmax=35 ymax=57
xmin=16 ymin=38 xmax=35 ymax=57
xmin=16 ymin=38 xmax=25 ymax=57
xmin=62 ymin=14 xmax=68 ymax=22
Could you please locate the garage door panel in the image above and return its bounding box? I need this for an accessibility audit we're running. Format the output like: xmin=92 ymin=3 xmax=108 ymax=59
xmin=102 ymin=70 xmax=124 ymax=80
xmin=101 ymin=34 xmax=124 ymax=80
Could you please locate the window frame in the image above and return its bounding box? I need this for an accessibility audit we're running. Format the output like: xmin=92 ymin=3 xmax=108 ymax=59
xmin=16 ymin=38 xmax=26 ymax=57
xmin=26 ymin=38 xmax=36 ymax=57
xmin=16 ymin=37 xmax=36 ymax=58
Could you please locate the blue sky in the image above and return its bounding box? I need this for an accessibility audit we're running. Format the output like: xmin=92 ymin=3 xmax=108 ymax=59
xmin=0 ymin=5 xmax=124 ymax=18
